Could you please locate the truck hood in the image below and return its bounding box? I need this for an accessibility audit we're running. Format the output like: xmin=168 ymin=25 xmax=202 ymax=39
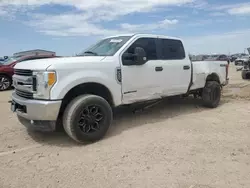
xmin=14 ymin=56 xmax=106 ymax=70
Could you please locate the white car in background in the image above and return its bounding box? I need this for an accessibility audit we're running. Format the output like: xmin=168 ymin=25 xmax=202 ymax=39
xmin=235 ymin=55 xmax=250 ymax=71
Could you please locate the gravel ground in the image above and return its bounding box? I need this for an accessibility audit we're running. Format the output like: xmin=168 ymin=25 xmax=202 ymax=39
xmin=0 ymin=64 xmax=250 ymax=188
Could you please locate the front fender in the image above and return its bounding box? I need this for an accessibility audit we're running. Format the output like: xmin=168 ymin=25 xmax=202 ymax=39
xmin=50 ymin=70 xmax=122 ymax=106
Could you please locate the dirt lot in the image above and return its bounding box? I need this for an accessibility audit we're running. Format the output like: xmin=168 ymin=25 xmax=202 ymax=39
xmin=0 ymin=65 xmax=250 ymax=188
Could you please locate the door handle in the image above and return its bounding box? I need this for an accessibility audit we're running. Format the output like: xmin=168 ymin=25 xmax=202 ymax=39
xmin=155 ymin=67 xmax=163 ymax=72
xmin=183 ymin=65 xmax=190 ymax=70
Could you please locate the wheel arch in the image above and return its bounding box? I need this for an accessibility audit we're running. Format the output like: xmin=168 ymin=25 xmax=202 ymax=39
xmin=59 ymin=82 xmax=114 ymax=116
xmin=206 ymin=73 xmax=220 ymax=84
xmin=0 ymin=72 xmax=12 ymax=79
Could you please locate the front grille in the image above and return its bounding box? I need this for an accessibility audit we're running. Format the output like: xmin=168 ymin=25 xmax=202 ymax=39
xmin=16 ymin=89 xmax=33 ymax=99
xmin=14 ymin=69 xmax=33 ymax=76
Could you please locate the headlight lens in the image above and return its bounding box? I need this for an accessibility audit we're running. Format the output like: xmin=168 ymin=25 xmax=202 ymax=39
xmin=33 ymin=71 xmax=56 ymax=99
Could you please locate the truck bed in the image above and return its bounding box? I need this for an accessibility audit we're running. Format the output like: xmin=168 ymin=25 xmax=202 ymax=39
xmin=190 ymin=60 xmax=228 ymax=90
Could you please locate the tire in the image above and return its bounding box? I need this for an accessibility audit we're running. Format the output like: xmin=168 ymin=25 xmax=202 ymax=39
xmin=242 ymin=71 xmax=247 ymax=80
xmin=202 ymin=81 xmax=221 ymax=108
xmin=63 ymin=94 xmax=113 ymax=143
xmin=0 ymin=75 xmax=12 ymax=91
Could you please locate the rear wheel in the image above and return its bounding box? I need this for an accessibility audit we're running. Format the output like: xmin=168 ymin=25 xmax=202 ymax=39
xmin=0 ymin=75 xmax=11 ymax=91
xmin=202 ymin=81 xmax=221 ymax=108
xmin=242 ymin=71 xmax=247 ymax=79
xmin=247 ymin=73 xmax=250 ymax=80
xmin=63 ymin=94 xmax=113 ymax=143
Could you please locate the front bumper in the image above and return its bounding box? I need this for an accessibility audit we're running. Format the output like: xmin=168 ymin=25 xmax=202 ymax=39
xmin=11 ymin=92 xmax=62 ymax=121
xmin=11 ymin=92 xmax=62 ymax=132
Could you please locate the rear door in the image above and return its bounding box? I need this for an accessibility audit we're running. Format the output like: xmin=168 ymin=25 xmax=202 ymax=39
xmin=158 ymin=38 xmax=191 ymax=95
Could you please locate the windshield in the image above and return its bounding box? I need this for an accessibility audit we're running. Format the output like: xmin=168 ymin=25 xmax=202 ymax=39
xmin=78 ymin=36 xmax=132 ymax=56
xmin=0 ymin=57 xmax=19 ymax=65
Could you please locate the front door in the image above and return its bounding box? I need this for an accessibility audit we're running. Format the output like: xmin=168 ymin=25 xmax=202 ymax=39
xmin=120 ymin=37 xmax=165 ymax=104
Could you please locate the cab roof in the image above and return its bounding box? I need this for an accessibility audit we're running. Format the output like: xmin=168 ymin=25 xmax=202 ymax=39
xmin=104 ymin=33 xmax=182 ymax=41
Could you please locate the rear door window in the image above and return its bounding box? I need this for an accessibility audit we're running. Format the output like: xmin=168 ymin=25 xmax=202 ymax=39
xmin=159 ymin=39 xmax=185 ymax=60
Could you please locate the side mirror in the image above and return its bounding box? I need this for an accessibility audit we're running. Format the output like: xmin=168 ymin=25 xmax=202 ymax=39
xmin=122 ymin=52 xmax=135 ymax=66
xmin=122 ymin=47 xmax=147 ymax=66
xmin=134 ymin=47 xmax=147 ymax=65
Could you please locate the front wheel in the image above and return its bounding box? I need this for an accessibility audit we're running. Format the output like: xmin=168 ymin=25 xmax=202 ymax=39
xmin=63 ymin=95 xmax=113 ymax=143
xmin=202 ymin=81 xmax=221 ymax=108
xmin=0 ymin=75 xmax=12 ymax=91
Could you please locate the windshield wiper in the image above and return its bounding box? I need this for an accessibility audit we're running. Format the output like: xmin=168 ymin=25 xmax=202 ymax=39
xmin=82 ymin=51 xmax=98 ymax=56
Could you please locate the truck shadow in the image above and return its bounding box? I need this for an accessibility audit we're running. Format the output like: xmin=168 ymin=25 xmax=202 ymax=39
xmin=108 ymin=97 xmax=227 ymax=138
xmin=27 ymin=96 xmax=229 ymax=147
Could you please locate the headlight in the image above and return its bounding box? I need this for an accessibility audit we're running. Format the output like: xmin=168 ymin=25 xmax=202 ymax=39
xmin=33 ymin=71 xmax=56 ymax=99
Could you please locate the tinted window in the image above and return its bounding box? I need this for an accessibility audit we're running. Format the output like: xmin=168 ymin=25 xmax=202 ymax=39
xmin=126 ymin=38 xmax=157 ymax=60
xmin=161 ymin=39 xmax=185 ymax=60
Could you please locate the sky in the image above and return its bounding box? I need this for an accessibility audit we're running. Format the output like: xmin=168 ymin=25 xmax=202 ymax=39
xmin=0 ymin=0 xmax=250 ymax=56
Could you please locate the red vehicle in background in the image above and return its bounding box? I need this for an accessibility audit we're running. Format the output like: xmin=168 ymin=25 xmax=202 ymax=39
xmin=0 ymin=54 xmax=58 ymax=91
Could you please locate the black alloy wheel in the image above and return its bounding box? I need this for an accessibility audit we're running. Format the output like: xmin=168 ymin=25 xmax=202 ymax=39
xmin=77 ymin=105 xmax=104 ymax=133
xmin=63 ymin=95 xmax=113 ymax=143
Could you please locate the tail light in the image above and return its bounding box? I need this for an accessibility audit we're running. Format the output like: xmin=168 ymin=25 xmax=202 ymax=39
xmin=226 ymin=64 xmax=229 ymax=79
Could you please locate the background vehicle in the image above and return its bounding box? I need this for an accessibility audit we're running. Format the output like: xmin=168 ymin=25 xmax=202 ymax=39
xmin=0 ymin=54 xmax=58 ymax=91
xmin=190 ymin=54 xmax=209 ymax=61
xmin=241 ymin=59 xmax=250 ymax=79
xmin=241 ymin=49 xmax=250 ymax=79
xmin=205 ymin=54 xmax=229 ymax=61
xmin=234 ymin=55 xmax=250 ymax=66
xmin=11 ymin=34 xmax=229 ymax=143
xmin=230 ymin=53 xmax=248 ymax=62
xmin=0 ymin=56 xmax=9 ymax=62
xmin=230 ymin=55 xmax=238 ymax=62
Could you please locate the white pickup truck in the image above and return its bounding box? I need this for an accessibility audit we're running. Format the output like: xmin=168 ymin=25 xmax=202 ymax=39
xmin=11 ymin=34 xmax=229 ymax=143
